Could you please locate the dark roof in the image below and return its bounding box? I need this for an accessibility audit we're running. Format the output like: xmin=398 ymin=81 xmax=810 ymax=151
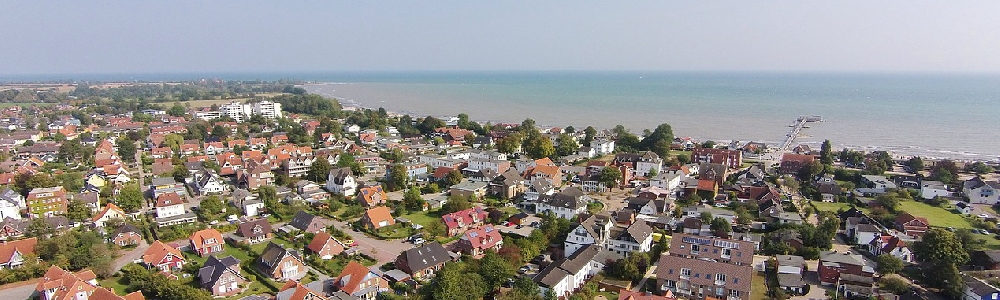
xmin=289 ymin=211 xmax=318 ymax=231
xmin=258 ymin=242 xmax=302 ymax=274
xmin=329 ymin=167 xmax=354 ymax=185
xmin=111 ymin=224 xmax=141 ymax=237
xmin=236 ymin=218 xmax=272 ymax=238
xmin=199 ymin=255 xmax=243 ymax=286
xmin=397 ymin=242 xmax=450 ymax=274
xmin=534 ymin=244 xmax=602 ymax=287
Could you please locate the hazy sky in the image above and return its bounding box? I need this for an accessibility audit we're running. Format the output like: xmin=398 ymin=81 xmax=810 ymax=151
xmin=2 ymin=1 xmax=999 ymax=74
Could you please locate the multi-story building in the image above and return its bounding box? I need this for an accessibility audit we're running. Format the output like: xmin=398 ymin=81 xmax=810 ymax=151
xmin=26 ymin=187 xmax=67 ymax=218
xmin=655 ymin=234 xmax=755 ymax=300
xmin=691 ymin=148 xmax=743 ymax=169
xmin=253 ymin=101 xmax=283 ymax=119
xmin=818 ymin=251 xmax=875 ymax=298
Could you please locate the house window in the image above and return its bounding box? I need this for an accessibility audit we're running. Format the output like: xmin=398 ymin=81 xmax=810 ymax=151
xmin=722 ymin=248 xmax=731 ymax=257
xmin=206 ymin=238 xmax=217 ymax=244
xmin=681 ymin=268 xmax=691 ymax=277
xmin=716 ymin=273 xmax=727 ymax=282
xmin=715 ymin=287 xmax=724 ymax=296
xmin=730 ymin=290 xmax=740 ymax=297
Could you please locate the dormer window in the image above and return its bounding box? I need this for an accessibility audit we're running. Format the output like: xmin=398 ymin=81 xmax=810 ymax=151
xmin=206 ymin=238 xmax=217 ymax=244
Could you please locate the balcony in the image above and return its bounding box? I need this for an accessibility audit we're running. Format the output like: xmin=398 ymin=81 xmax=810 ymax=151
xmin=715 ymin=280 xmax=726 ymax=286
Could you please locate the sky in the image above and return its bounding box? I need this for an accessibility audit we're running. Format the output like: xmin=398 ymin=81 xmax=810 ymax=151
xmin=1 ymin=1 xmax=999 ymax=75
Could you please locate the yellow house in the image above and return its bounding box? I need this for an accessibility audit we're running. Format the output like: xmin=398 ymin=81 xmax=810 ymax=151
xmin=85 ymin=173 xmax=107 ymax=189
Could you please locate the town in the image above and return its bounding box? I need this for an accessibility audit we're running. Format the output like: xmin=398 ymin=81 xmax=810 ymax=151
xmin=0 ymin=81 xmax=998 ymax=300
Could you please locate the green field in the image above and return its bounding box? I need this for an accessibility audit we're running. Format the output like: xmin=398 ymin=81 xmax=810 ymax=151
xmin=398 ymin=208 xmax=443 ymax=228
xmin=810 ymin=201 xmax=861 ymax=213
xmin=898 ymin=201 xmax=972 ymax=229
xmin=0 ymin=102 xmax=54 ymax=108
xmin=751 ymin=272 xmax=768 ymax=300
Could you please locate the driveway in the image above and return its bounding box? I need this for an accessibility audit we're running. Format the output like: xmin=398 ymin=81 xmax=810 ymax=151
xmin=113 ymin=240 xmax=152 ymax=272
xmin=330 ymin=220 xmax=414 ymax=265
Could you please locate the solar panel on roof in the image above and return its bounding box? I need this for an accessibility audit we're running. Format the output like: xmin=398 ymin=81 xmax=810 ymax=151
xmin=485 ymin=226 xmax=493 ymax=232
xmin=469 ymin=232 xmax=479 ymax=237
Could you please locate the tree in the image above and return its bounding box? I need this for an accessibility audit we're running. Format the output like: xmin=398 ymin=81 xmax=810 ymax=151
xmin=875 ymin=194 xmax=900 ymax=213
xmin=443 ymin=170 xmax=464 ymax=187
xmin=931 ymin=160 xmax=960 ymax=184
xmin=164 ymin=133 xmax=184 ymax=151
xmin=905 ymin=156 xmax=924 ymax=173
xmin=913 ymin=228 xmax=969 ymax=265
xmin=968 ymin=161 xmax=995 ymax=175
xmin=172 ymin=165 xmax=190 ymax=183
xmin=403 ymin=187 xmax=425 ymax=211
xmin=710 ymin=217 xmax=732 ymax=237
xmin=820 ymin=140 xmax=834 ymax=165
xmin=639 ymin=123 xmax=674 ymax=158
xmin=497 ymin=134 xmax=523 ymax=154
xmin=308 ymin=156 xmax=332 ymax=183
xmin=599 ymin=167 xmax=622 ymax=189
xmin=210 ymin=125 xmax=229 ymax=139
xmin=66 ymin=199 xmax=92 ymax=222
xmin=520 ymin=118 xmax=536 ymax=131
xmin=583 ymin=126 xmax=597 ymax=146
xmin=25 ymin=218 xmax=54 ymax=239
xmin=442 ymin=195 xmax=473 ymax=214
xmin=430 ymin=263 xmax=488 ymax=300
xmin=386 ymin=165 xmax=409 ymax=192
xmin=335 ymin=153 xmax=365 ymax=176
xmin=479 ymin=251 xmax=516 ymax=290
xmin=199 ymin=195 xmax=224 ymax=220
xmin=555 ymin=134 xmax=580 ymax=156
xmin=116 ymin=184 xmax=144 ymax=212
xmin=168 ymin=103 xmax=187 ymax=117
xmin=875 ymin=254 xmax=903 ymax=274
xmin=523 ymin=134 xmax=555 ymax=159
xmin=116 ymin=138 xmax=136 ymax=162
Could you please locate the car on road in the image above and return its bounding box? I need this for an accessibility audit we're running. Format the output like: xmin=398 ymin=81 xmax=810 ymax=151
xmin=980 ymin=214 xmax=991 ymax=219
xmin=518 ymin=266 xmax=531 ymax=274
xmin=530 ymin=221 xmax=540 ymax=228
xmin=413 ymin=237 xmax=425 ymax=245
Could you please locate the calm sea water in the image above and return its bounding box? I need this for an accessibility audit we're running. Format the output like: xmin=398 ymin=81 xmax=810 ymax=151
xmin=301 ymin=72 xmax=1000 ymax=161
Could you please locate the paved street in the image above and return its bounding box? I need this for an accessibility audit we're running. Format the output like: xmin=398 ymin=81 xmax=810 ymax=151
xmin=330 ymin=219 xmax=414 ymax=264
xmin=113 ymin=240 xmax=151 ymax=272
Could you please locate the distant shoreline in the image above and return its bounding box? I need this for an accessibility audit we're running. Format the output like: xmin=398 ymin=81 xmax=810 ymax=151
xmin=302 ymin=82 xmax=998 ymax=162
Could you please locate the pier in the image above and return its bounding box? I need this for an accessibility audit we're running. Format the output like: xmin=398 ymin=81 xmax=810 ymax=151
xmin=778 ymin=115 xmax=822 ymax=152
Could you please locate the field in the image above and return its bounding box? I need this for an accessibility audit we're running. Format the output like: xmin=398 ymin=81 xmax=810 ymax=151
xmin=750 ymin=272 xmax=768 ymax=300
xmin=810 ymin=201 xmax=861 ymax=214
xmin=898 ymin=201 xmax=971 ymax=229
xmin=0 ymin=102 xmax=55 ymax=108
xmin=398 ymin=208 xmax=443 ymax=228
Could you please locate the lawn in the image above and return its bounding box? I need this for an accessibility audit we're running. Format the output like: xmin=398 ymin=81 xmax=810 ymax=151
xmin=0 ymin=102 xmax=54 ymax=108
xmin=750 ymin=272 xmax=768 ymax=300
xmin=398 ymin=209 xmax=443 ymax=228
xmin=99 ymin=276 xmax=130 ymax=295
xmin=898 ymin=201 xmax=972 ymax=229
xmin=810 ymin=201 xmax=863 ymax=214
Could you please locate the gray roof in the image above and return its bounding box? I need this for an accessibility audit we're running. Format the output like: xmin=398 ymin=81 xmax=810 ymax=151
xmin=776 ymin=255 xmax=805 ymax=268
xmin=540 ymin=188 xmax=588 ymax=209
xmin=777 ymin=273 xmax=805 ymax=287
xmin=534 ymin=244 xmax=602 ymax=288
xmin=397 ymin=242 xmax=451 ymax=274
xmin=236 ymin=218 xmax=272 ymax=238
xmin=289 ymin=211 xmax=318 ymax=231
xmin=199 ymin=255 xmax=243 ymax=286
xmin=258 ymin=242 xmax=302 ymax=274
xmin=329 ymin=167 xmax=354 ymax=185
xmin=150 ymin=177 xmax=178 ymax=186
xmin=618 ymin=219 xmax=653 ymax=243
xmin=964 ymin=274 xmax=1000 ymax=297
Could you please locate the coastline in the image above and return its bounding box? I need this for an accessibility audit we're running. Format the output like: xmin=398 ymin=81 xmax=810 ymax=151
xmin=302 ymin=81 xmax=1000 ymax=162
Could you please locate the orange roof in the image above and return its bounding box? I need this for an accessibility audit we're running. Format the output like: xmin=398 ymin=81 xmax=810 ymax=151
xmin=357 ymin=186 xmax=387 ymax=206
xmin=142 ymin=241 xmax=183 ymax=265
xmin=279 ymin=281 xmax=328 ymax=300
xmin=528 ymin=165 xmax=560 ymax=178
xmin=92 ymin=202 xmax=126 ymax=222
xmin=189 ymin=229 xmax=224 ymax=250
xmin=36 ymin=265 xmax=97 ymax=293
xmin=534 ymin=157 xmax=555 ymax=166
xmin=336 ymin=261 xmax=373 ymax=295
xmin=307 ymin=231 xmax=334 ymax=253
xmin=696 ymin=179 xmax=717 ymax=191
xmin=363 ymin=206 xmax=393 ymax=225
xmin=0 ymin=237 xmax=37 ymax=264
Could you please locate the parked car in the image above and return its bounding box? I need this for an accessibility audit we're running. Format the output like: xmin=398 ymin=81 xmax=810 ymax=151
xmin=413 ymin=237 xmax=425 ymax=245
xmin=518 ymin=266 xmax=531 ymax=274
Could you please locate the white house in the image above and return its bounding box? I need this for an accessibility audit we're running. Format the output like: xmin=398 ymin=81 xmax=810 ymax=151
xmin=534 ymin=245 xmax=606 ymax=299
xmin=564 ymin=214 xmax=612 ymax=256
xmin=0 ymin=190 xmax=21 ymax=220
xmin=963 ymin=274 xmax=1000 ymax=300
xmin=91 ymin=203 xmax=127 ymax=228
xmin=535 ymin=187 xmax=590 ymax=220
xmin=591 ymin=139 xmax=615 ymax=155
xmin=607 ymin=220 xmax=654 ymax=257
xmin=965 ymin=178 xmax=1000 ymax=205
xmin=191 ymin=170 xmax=227 ymax=195
xmin=326 ymin=168 xmax=358 ymax=197
xmin=232 ymin=189 xmax=266 ymax=217
xmin=920 ymin=180 xmax=951 ymax=200
xmin=868 ymin=234 xmax=913 ymax=263
xmin=649 ymin=173 xmax=682 ymax=191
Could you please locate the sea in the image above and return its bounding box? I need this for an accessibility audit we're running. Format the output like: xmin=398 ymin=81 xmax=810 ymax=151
xmin=299 ymin=71 xmax=1000 ymax=161
xmin=5 ymin=71 xmax=998 ymax=161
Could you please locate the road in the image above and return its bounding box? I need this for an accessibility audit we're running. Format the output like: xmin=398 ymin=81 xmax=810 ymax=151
xmin=1 ymin=239 xmax=153 ymax=300
xmin=632 ymin=265 xmax=658 ymax=292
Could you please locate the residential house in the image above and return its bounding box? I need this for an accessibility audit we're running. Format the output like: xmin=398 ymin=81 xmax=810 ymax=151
xmin=776 ymin=255 xmax=807 ymax=294
xmin=109 ymin=225 xmax=142 ymax=247
xmin=867 ymin=234 xmax=913 ymax=263
xmin=91 ymin=203 xmax=127 ymax=228
xmin=327 ymin=167 xmax=358 ymax=197
xmin=26 ymin=186 xmax=67 ymax=218
xmin=150 ymin=177 xmax=188 ymax=198
xmin=920 ymin=180 xmax=951 ymax=200
xmin=237 ymin=162 xmax=274 ymax=190
xmin=490 ymin=169 xmax=526 ymax=200
xmin=818 ymin=251 xmax=875 ymax=297
xmin=858 ymin=175 xmax=897 ymax=196
xmin=332 ymin=261 xmax=388 ymax=300
xmin=963 ymin=274 xmax=1000 ymax=300
xmin=971 ymin=250 xmax=1000 ymax=270
xmin=614 ymin=151 xmax=663 ymax=177
xmin=649 ymin=173 xmax=682 ymax=191
xmin=607 ymin=219 xmax=654 ymax=257
xmin=618 ymin=291 xmax=675 ymax=300
xmin=592 ymin=139 xmax=615 ymax=155
xmin=895 ymin=213 xmax=930 ymax=238
xmin=0 ymin=237 xmax=36 ymax=268
xmin=779 ymin=153 xmax=816 ymax=175
xmin=535 ymin=187 xmax=591 ymax=220
xmin=564 ymin=213 xmax=614 ymax=256
xmin=190 ymin=228 xmax=225 ymax=257
xmin=0 ymin=188 xmax=24 ymax=220
xmin=235 ymin=218 xmax=273 ymax=245
xmin=199 ymin=255 xmax=247 ymax=297
xmin=655 ymin=253 xmax=753 ymax=300
xmin=669 ymin=234 xmax=754 ymax=266
xmin=449 ymin=180 xmax=489 ymax=200
xmin=232 ymin=189 xmax=265 ymax=217
xmin=258 ymin=242 xmax=307 ymax=281
xmin=307 ymin=232 xmax=345 ymax=259
xmin=142 ymin=241 xmax=185 ymax=273
xmin=191 ymin=169 xmax=227 ymax=195
xmin=626 ymin=197 xmax=670 ymax=216
xmin=356 ymin=185 xmax=388 ymax=208
xmin=360 ymin=207 xmax=395 ymax=231
xmin=394 ymin=242 xmax=453 ymax=279
xmin=289 ymin=211 xmax=326 ymax=233
xmin=456 ymin=224 xmax=503 ymax=256
xmin=957 ymin=202 xmax=974 ymax=215
xmin=965 ymin=178 xmax=1000 ymax=205
xmin=154 ymin=192 xmax=196 ymax=226
xmin=35 ymin=266 xmax=142 ymax=300
xmin=441 ymin=207 xmax=488 ymax=237
xmin=534 ymin=244 xmax=606 ymax=299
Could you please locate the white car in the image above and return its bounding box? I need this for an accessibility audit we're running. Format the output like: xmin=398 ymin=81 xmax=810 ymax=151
xmin=980 ymin=214 xmax=991 ymax=219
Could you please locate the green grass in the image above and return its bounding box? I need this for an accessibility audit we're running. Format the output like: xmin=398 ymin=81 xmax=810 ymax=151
xmin=810 ymin=201 xmax=864 ymax=213
xmin=899 ymin=201 xmax=972 ymax=229
xmin=99 ymin=276 xmax=131 ymax=295
xmin=751 ymin=272 xmax=768 ymax=300
xmin=397 ymin=209 xmax=443 ymax=227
